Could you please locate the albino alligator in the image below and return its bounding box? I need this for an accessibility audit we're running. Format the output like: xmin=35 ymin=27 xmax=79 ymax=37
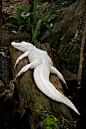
xmin=11 ymin=41 xmax=80 ymax=115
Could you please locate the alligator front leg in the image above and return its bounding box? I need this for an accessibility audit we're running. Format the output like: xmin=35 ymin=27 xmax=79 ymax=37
xmin=14 ymin=51 xmax=30 ymax=68
xmin=50 ymin=66 xmax=68 ymax=88
xmin=15 ymin=59 xmax=41 ymax=79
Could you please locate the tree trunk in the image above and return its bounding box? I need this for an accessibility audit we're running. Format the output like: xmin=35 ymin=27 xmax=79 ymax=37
xmin=0 ymin=0 xmax=2 ymax=45
xmin=10 ymin=42 xmax=74 ymax=129
xmin=42 ymin=0 xmax=86 ymax=77
xmin=42 ymin=0 xmax=86 ymax=44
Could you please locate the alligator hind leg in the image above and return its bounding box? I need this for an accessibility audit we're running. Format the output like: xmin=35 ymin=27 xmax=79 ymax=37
xmin=50 ymin=66 xmax=68 ymax=88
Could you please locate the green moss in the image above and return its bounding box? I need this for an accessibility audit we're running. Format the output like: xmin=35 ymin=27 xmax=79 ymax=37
xmin=39 ymin=112 xmax=59 ymax=129
xmin=45 ymin=115 xmax=59 ymax=128
xmin=45 ymin=98 xmax=49 ymax=103
xmin=34 ymin=96 xmax=59 ymax=128
xmin=36 ymin=104 xmax=44 ymax=113
xmin=34 ymin=92 xmax=73 ymax=129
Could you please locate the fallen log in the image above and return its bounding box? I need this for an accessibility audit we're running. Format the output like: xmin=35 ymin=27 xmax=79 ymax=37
xmin=10 ymin=41 xmax=74 ymax=129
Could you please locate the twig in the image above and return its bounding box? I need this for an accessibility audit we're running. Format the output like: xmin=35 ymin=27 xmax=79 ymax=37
xmin=77 ymin=23 xmax=86 ymax=85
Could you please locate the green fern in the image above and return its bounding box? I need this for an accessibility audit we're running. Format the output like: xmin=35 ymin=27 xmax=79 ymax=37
xmin=39 ymin=2 xmax=48 ymax=14
xmin=32 ymin=19 xmax=42 ymax=42
xmin=44 ymin=22 xmax=52 ymax=34
xmin=41 ymin=11 xmax=51 ymax=20
xmin=30 ymin=12 xmax=37 ymax=23
xmin=45 ymin=13 xmax=56 ymax=22
xmin=4 ymin=0 xmax=62 ymax=42
xmin=33 ymin=0 xmax=37 ymax=16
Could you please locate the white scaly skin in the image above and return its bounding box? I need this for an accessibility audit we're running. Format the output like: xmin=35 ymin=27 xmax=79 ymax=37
xmin=11 ymin=41 xmax=80 ymax=115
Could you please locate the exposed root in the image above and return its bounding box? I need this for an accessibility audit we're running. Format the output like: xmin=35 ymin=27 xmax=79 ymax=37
xmin=0 ymin=80 xmax=15 ymax=101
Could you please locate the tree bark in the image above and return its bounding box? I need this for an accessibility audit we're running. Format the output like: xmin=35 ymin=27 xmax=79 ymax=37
xmin=42 ymin=0 xmax=86 ymax=44
xmin=0 ymin=0 xmax=2 ymax=45
xmin=41 ymin=0 xmax=86 ymax=75
xmin=9 ymin=42 xmax=74 ymax=129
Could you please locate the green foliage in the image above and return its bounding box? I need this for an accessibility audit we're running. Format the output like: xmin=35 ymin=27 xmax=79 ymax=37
xmin=71 ymin=36 xmax=80 ymax=43
xmin=5 ymin=3 xmax=26 ymax=31
xmin=4 ymin=23 xmax=17 ymax=28
xmin=32 ymin=19 xmax=42 ymax=41
xmin=4 ymin=0 xmax=62 ymax=41
xmin=33 ymin=0 xmax=37 ymax=16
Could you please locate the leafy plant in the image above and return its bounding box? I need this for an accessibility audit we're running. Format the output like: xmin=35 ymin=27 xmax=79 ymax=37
xmin=27 ymin=0 xmax=62 ymax=41
xmin=4 ymin=0 xmax=62 ymax=41
xmin=71 ymin=36 xmax=80 ymax=43
xmin=5 ymin=3 xmax=26 ymax=31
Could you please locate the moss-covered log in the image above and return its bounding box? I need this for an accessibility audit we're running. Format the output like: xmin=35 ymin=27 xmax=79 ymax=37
xmin=10 ymin=42 xmax=74 ymax=129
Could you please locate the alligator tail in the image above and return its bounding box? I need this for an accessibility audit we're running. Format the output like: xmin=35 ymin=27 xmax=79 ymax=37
xmin=34 ymin=64 xmax=80 ymax=115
